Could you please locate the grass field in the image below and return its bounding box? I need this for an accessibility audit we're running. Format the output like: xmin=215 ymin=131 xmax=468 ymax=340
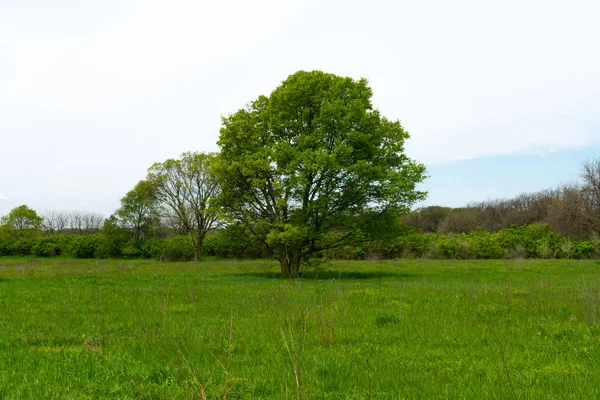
xmin=1 ymin=257 xmax=600 ymax=399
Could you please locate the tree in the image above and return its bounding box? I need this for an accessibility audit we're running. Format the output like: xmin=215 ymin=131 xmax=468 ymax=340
xmin=581 ymin=158 xmax=600 ymax=235
xmin=216 ymin=70 xmax=427 ymax=277
xmin=147 ymin=152 xmax=221 ymax=262
xmin=547 ymin=183 xmax=586 ymax=238
xmin=437 ymin=208 xmax=480 ymax=234
xmin=0 ymin=205 xmax=43 ymax=239
xmin=82 ymin=213 xmax=104 ymax=233
xmin=403 ymin=206 xmax=452 ymax=233
xmin=116 ymin=180 xmax=161 ymax=242
xmin=42 ymin=210 xmax=70 ymax=234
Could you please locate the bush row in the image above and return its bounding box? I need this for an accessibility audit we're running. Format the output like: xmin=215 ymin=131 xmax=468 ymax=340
xmin=383 ymin=224 xmax=596 ymax=260
xmin=1 ymin=223 xmax=598 ymax=261
xmin=0 ymin=230 xmax=269 ymax=260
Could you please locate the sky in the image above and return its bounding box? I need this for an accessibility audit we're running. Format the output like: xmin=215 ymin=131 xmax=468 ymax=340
xmin=1 ymin=0 xmax=599 ymax=217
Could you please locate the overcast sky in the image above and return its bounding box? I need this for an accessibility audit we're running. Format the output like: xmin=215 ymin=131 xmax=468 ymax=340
xmin=1 ymin=0 xmax=599 ymax=217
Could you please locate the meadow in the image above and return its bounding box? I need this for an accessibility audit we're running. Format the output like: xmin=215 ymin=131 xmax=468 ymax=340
xmin=0 ymin=257 xmax=599 ymax=399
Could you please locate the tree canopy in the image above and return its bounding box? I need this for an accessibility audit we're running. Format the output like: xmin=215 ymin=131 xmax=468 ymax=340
xmin=216 ymin=70 xmax=427 ymax=276
xmin=0 ymin=205 xmax=44 ymax=240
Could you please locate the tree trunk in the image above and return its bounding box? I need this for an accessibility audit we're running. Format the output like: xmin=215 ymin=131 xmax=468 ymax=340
xmin=279 ymin=247 xmax=302 ymax=278
xmin=190 ymin=233 xmax=203 ymax=262
xmin=194 ymin=246 xmax=202 ymax=262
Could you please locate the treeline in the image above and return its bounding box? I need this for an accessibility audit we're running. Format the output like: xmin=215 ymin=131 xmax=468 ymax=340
xmin=403 ymin=159 xmax=600 ymax=240
xmin=0 ymin=205 xmax=268 ymax=260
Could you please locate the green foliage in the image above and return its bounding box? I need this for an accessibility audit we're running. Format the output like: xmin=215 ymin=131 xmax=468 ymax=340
xmin=388 ymin=223 xmax=593 ymax=260
xmin=138 ymin=237 xmax=166 ymax=259
xmin=33 ymin=235 xmax=73 ymax=257
xmin=120 ymin=242 xmax=141 ymax=259
xmin=101 ymin=215 xmax=131 ymax=258
xmin=496 ymin=223 xmax=560 ymax=258
xmin=161 ymin=235 xmax=195 ymax=261
xmin=203 ymin=224 xmax=267 ymax=258
xmin=0 ymin=238 xmax=11 ymax=256
xmin=1 ymin=205 xmax=43 ymax=240
xmin=115 ymin=180 xmax=161 ymax=242
xmin=71 ymin=234 xmax=107 ymax=259
xmin=571 ymin=240 xmax=596 ymax=259
xmin=216 ymin=70 xmax=427 ymax=276
xmin=3 ymin=239 xmax=36 ymax=256
xmin=432 ymin=235 xmax=458 ymax=259
xmin=393 ymin=232 xmax=435 ymax=258
xmin=461 ymin=230 xmax=505 ymax=259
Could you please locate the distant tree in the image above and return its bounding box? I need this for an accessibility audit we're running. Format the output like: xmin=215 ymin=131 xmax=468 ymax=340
xmin=215 ymin=70 xmax=427 ymax=277
xmin=82 ymin=213 xmax=104 ymax=233
xmin=547 ymin=183 xmax=586 ymax=238
xmin=65 ymin=211 xmax=103 ymax=234
xmin=581 ymin=158 xmax=600 ymax=234
xmin=116 ymin=180 xmax=161 ymax=242
xmin=0 ymin=205 xmax=43 ymax=239
xmin=403 ymin=206 xmax=452 ymax=233
xmin=437 ymin=208 xmax=479 ymax=234
xmin=42 ymin=210 xmax=70 ymax=234
xmin=147 ymin=152 xmax=221 ymax=262
xmin=68 ymin=211 xmax=85 ymax=234
xmin=504 ymin=190 xmax=557 ymax=227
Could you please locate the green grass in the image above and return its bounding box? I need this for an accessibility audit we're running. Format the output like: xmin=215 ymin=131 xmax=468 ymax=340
xmin=1 ymin=257 xmax=600 ymax=399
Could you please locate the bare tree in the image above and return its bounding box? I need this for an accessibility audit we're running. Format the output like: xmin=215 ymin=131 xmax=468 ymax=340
xmin=581 ymin=158 xmax=600 ymax=234
xmin=82 ymin=213 xmax=104 ymax=233
xmin=66 ymin=211 xmax=103 ymax=234
xmin=403 ymin=206 xmax=452 ymax=233
xmin=547 ymin=183 xmax=587 ymax=238
xmin=437 ymin=208 xmax=480 ymax=234
xmin=69 ymin=211 xmax=84 ymax=234
xmin=42 ymin=210 xmax=70 ymax=234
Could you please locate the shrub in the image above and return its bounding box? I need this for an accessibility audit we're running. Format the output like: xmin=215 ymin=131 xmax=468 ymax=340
xmin=34 ymin=236 xmax=63 ymax=257
xmin=139 ymin=238 xmax=165 ymax=259
xmin=432 ymin=235 xmax=457 ymax=259
xmin=393 ymin=233 xmax=435 ymax=258
xmin=71 ymin=234 xmax=107 ymax=259
xmin=11 ymin=239 xmax=36 ymax=256
xmin=468 ymin=230 xmax=504 ymax=259
xmin=0 ymin=238 xmax=15 ymax=256
xmin=121 ymin=242 xmax=141 ymax=259
xmin=161 ymin=236 xmax=195 ymax=261
xmin=571 ymin=240 xmax=595 ymax=259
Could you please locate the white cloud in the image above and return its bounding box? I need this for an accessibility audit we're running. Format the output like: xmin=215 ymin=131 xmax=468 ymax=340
xmin=0 ymin=193 xmax=7 ymax=201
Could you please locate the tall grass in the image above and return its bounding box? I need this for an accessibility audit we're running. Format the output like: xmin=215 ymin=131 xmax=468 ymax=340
xmin=0 ymin=257 xmax=599 ymax=398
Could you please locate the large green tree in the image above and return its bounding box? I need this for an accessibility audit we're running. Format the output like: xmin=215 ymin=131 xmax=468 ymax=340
xmin=216 ymin=70 xmax=427 ymax=277
xmin=147 ymin=152 xmax=221 ymax=262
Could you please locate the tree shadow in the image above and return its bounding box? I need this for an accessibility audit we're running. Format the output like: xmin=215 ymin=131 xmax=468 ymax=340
xmin=231 ymin=269 xmax=419 ymax=281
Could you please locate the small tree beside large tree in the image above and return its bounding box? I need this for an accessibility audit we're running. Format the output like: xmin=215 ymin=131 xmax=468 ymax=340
xmin=215 ymin=70 xmax=427 ymax=277
xmin=147 ymin=152 xmax=221 ymax=262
